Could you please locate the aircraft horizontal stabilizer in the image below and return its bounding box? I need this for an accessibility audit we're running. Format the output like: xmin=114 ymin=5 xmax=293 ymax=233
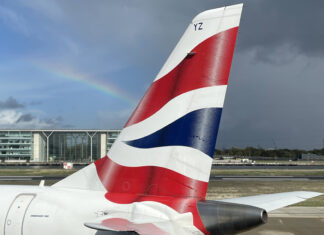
xmin=217 ymin=191 xmax=322 ymax=212
xmin=84 ymin=216 xmax=198 ymax=234
xmin=85 ymin=221 xmax=155 ymax=234
xmin=84 ymin=222 xmax=128 ymax=234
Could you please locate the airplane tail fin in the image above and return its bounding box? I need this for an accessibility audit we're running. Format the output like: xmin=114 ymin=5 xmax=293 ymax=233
xmin=54 ymin=4 xmax=243 ymax=200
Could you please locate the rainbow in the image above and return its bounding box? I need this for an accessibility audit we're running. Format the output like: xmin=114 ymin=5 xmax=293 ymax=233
xmin=32 ymin=61 xmax=136 ymax=105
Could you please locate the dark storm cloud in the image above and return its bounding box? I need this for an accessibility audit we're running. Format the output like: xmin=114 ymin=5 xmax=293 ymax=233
xmin=216 ymin=50 xmax=324 ymax=149
xmin=19 ymin=1 xmax=324 ymax=78
xmin=235 ymin=1 xmax=324 ymax=61
xmin=0 ymin=97 xmax=24 ymax=109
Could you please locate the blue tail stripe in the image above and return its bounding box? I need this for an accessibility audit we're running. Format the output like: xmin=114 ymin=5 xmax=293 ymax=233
xmin=124 ymin=108 xmax=222 ymax=158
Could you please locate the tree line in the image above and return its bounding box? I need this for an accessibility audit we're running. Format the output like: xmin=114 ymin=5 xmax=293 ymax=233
xmin=214 ymin=147 xmax=324 ymax=159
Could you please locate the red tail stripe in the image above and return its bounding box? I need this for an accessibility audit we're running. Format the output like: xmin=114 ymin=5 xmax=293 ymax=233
xmin=95 ymin=156 xmax=208 ymax=199
xmin=125 ymin=27 xmax=238 ymax=127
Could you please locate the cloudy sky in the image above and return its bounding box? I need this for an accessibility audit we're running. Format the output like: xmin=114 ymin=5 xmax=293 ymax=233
xmin=1 ymin=0 xmax=324 ymax=149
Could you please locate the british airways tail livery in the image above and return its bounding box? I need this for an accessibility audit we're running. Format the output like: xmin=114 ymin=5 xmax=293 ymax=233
xmin=0 ymin=3 xmax=322 ymax=235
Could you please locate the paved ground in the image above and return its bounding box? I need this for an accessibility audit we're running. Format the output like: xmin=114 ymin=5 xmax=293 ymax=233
xmin=2 ymin=175 xmax=324 ymax=182
xmin=241 ymin=207 xmax=324 ymax=235
xmin=210 ymin=176 xmax=324 ymax=181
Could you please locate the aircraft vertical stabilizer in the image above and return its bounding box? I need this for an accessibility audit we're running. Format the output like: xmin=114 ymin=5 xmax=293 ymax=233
xmin=54 ymin=4 xmax=244 ymax=234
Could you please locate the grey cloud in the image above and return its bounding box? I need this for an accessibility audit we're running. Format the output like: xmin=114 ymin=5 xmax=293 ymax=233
xmin=43 ymin=116 xmax=63 ymax=125
xmin=0 ymin=96 xmax=66 ymax=128
xmin=36 ymin=0 xmax=324 ymax=71
xmin=230 ymin=0 xmax=324 ymax=61
xmin=14 ymin=113 xmax=64 ymax=128
xmin=0 ymin=97 xmax=24 ymax=109
xmin=16 ymin=113 xmax=33 ymax=122
xmin=11 ymin=0 xmax=324 ymax=68
xmin=217 ymin=51 xmax=324 ymax=149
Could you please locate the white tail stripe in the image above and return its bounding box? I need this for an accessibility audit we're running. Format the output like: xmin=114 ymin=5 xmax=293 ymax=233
xmin=109 ymin=141 xmax=212 ymax=182
xmin=154 ymin=4 xmax=243 ymax=81
xmin=119 ymin=85 xmax=227 ymax=141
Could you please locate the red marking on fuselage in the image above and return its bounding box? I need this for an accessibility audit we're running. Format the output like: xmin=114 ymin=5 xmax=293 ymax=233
xmin=125 ymin=27 xmax=238 ymax=127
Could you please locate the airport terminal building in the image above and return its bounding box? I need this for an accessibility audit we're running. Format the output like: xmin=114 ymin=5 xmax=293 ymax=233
xmin=0 ymin=129 xmax=121 ymax=162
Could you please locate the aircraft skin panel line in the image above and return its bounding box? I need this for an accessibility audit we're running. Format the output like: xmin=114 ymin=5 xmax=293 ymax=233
xmin=0 ymin=3 xmax=322 ymax=235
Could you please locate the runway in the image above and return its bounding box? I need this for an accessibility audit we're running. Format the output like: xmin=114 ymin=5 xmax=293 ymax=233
xmin=241 ymin=207 xmax=324 ymax=235
xmin=212 ymin=165 xmax=324 ymax=170
xmin=0 ymin=176 xmax=65 ymax=181
xmin=1 ymin=175 xmax=324 ymax=182
xmin=210 ymin=176 xmax=324 ymax=181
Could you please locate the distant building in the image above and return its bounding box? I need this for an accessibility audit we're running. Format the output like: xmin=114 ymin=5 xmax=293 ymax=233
xmin=0 ymin=129 xmax=121 ymax=162
xmin=301 ymin=153 xmax=324 ymax=161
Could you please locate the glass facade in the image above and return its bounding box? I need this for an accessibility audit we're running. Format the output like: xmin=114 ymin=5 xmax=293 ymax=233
xmin=107 ymin=130 xmax=121 ymax=151
xmin=0 ymin=131 xmax=33 ymax=161
xmin=0 ymin=130 xmax=120 ymax=162
xmin=46 ymin=132 xmax=101 ymax=162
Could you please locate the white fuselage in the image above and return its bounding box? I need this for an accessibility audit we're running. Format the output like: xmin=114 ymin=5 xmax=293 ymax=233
xmin=0 ymin=185 xmax=108 ymax=235
xmin=0 ymin=185 xmax=201 ymax=235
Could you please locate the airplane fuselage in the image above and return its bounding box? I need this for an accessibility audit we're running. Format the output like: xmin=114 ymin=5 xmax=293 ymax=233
xmin=0 ymin=185 xmax=203 ymax=235
xmin=0 ymin=186 xmax=108 ymax=235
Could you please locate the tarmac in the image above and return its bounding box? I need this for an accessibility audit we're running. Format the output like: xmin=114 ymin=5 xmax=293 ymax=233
xmin=210 ymin=176 xmax=324 ymax=181
xmin=241 ymin=207 xmax=324 ymax=235
xmin=2 ymin=175 xmax=324 ymax=182
xmin=0 ymin=176 xmax=64 ymax=181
